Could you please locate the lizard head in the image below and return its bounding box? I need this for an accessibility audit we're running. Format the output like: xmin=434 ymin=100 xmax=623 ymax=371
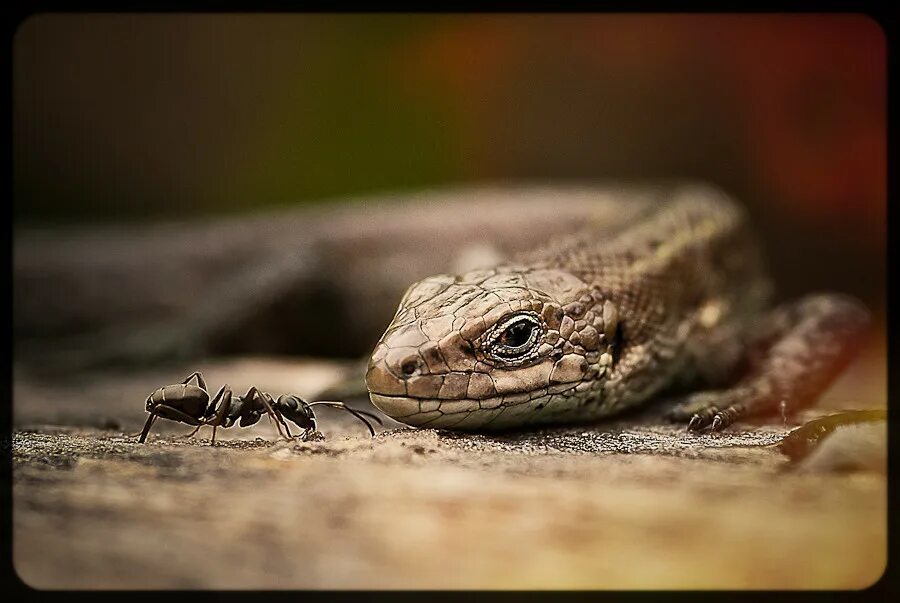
xmin=366 ymin=265 xmax=617 ymax=430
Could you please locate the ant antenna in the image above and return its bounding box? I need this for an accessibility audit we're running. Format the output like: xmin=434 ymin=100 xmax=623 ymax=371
xmin=307 ymin=401 xmax=384 ymax=436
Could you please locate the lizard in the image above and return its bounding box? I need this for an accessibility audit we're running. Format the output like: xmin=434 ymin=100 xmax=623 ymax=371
xmin=365 ymin=183 xmax=870 ymax=431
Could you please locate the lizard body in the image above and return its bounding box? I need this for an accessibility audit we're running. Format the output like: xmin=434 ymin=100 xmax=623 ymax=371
xmin=365 ymin=184 xmax=869 ymax=431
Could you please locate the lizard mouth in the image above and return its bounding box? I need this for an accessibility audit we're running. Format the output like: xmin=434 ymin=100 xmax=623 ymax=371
xmin=368 ymin=389 xmax=564 ymax=430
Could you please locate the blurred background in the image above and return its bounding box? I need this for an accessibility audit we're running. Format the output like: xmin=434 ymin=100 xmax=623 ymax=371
xmin=14 ymin=12 xmax=885 ymax=323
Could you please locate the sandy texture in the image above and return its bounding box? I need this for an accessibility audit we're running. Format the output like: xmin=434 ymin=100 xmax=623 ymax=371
xmin=12 ymin=349 xmax=887 ymax=590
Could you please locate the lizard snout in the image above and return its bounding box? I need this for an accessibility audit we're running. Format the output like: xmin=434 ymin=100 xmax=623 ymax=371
xmin=365 ymin=343 xmax=425 ymax=397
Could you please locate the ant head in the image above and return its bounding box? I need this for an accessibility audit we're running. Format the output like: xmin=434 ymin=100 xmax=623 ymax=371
xmin=277 ymin=394 xmax=316 ymax=429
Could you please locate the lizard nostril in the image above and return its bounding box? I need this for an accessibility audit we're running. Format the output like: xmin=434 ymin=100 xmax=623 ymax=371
xmin=400 ymin=358 xmax=419 ymax=377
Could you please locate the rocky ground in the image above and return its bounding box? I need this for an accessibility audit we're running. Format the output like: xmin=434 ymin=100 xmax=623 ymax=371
xmin=11 ymin=347 xmax=887 ymax=590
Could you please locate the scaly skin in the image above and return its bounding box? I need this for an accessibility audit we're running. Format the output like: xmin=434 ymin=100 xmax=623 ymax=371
xmin=365 ymin=184 xmax=869 ymax=431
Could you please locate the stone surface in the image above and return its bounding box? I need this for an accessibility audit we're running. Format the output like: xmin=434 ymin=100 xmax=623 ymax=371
xmin=11 ymin=348 xmax=887 ymax=589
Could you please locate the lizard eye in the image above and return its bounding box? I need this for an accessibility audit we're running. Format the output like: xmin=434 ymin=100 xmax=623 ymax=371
xmin=484 ymin=312 xmax=544 ymax=363
xmin=499 ymin=321 xmax=534 ymax=349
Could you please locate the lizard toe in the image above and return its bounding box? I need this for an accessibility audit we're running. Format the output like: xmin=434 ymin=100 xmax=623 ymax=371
xmin=709 ymin=404 xmax=744 ymax=432
xmin=687 ymin=406 xmax=719 ymax=431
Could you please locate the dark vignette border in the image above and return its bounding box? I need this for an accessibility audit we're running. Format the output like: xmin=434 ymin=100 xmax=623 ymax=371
xmin=1 ymin=3 xmax=895 ymax=602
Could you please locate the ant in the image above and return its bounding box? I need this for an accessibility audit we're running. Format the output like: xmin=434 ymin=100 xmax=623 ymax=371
xmin=138 ymin=371 xmax=382 ymax=444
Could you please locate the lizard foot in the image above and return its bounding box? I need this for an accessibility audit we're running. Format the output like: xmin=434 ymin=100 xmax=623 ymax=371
xmin=706 ymin=404 xmax=745 ymax=431
xmin=664 ymin=391 xmax=746 ymax=432
xmin=664 ymin=294 xmax=868 ymax=434
xmin=688 ymin=403 xmax=745 ymax=432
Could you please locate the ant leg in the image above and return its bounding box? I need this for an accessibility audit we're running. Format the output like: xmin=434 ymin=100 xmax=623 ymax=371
xmin=180 ymin=371 xmax=208 ymax=391
xmin=211 ymin=425 xmax=217 ymax=445
xmin=203 ymin=384 xmax=228 ymax=421
xmin=138 ymin=414 xmax=157 ymax=443
xmin=245 ymin=387 xmax=291 ymax=440
xmin=273 ymin=408 xmax=294 ymax=438
xmin=181 ymin=385 xmax=230 ymax=441
xmin=206 ymin=387 xmax=233 ymax=443
xmin=244 ymin=388 xmax=282 ymax=436
xmin=272 ymin=394 xmax=295 ymax=438
xmin=180 ymin=424 xmax=204 ymax=439
xmin=145 ymin=405 xmax=205 ymax=426
xmin=140 ymin=407 xmax=207 ymax=441
xmin=264 ymin=394 xmax=294 ymax=439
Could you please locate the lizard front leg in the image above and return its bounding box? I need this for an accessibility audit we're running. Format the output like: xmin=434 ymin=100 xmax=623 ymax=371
xmin=666 ymin=294 xmax=870 ymax=432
